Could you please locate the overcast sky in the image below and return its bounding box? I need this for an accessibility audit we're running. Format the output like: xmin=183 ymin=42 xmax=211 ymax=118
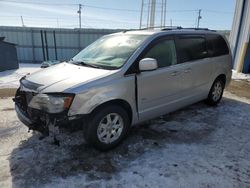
xmin=0 ymin=0 xmax=236 ymax=30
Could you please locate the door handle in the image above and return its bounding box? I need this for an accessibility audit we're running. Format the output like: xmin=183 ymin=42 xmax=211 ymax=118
xmin=184 ymin=68 xmax=192 ymax=73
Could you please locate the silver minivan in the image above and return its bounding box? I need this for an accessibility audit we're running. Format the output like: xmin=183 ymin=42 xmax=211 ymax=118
xmin=14 ymin=28 xmax=232 ymax=150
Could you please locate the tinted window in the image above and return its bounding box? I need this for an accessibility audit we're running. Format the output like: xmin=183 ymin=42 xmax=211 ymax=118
xmin=177 ymin=37 xmax=207 ymax=63
xmin=207 ymin=34 xmax=229 ymax=57
xmin=144 ymin=40 xmax=177 ymax=68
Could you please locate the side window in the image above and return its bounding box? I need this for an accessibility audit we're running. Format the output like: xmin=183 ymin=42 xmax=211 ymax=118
xmin=177 ymin=37 xmax=208 ymax=63
xmin=207 ymin=34 xmax=229 ymax=57
xmin=144 ymin=40 xmax=177 ymax=68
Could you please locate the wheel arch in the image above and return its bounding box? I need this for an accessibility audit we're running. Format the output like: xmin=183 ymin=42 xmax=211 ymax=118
xmin=90 ymin=99 xmax=133 ymax=124
xmin=215 ymin=74 xmax=226 ymax=85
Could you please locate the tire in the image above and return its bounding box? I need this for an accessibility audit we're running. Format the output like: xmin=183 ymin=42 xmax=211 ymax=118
xmin=206 ymin=78 xmax=225 ymax=106
xmin=84 ymin=105 xmax=130 ymax=151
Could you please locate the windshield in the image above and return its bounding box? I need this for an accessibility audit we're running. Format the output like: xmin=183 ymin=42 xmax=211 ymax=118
xmin=72 ymin=34 xmax=148 ymax=69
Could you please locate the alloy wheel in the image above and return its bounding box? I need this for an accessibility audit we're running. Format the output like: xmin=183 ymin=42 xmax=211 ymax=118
xmin=97 ymin=113 xmax=124 ymax=144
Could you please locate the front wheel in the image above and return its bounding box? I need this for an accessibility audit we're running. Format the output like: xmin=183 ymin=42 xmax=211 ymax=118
xmin=206 ymin=78 xmax=225 ymax=106
xmin=84 ymin=105 xmax=130 ymax=151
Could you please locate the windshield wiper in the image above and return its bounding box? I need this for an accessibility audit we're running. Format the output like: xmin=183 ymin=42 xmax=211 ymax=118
xmin=70 ymin=60 xmax=101 ymax=69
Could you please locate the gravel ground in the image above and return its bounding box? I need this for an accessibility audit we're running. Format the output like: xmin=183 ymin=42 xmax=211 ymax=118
xmin=0 ymin=80 xmax=250 ymax=188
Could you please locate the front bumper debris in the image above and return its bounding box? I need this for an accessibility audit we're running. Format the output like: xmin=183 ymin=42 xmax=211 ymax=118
xmin=13 ymin=88 xmax=83 ymax=138
xmin=15 ymin=103 xmax=33 ymax=127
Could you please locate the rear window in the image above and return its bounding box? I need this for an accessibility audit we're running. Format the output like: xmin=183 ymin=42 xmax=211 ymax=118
xmin=207 ymin=34 xmax=229 ymax=57
xmin=177 ymin=36 xmax=208 ymax=63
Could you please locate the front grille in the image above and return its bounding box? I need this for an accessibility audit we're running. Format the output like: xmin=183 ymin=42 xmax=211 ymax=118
xmin=15 ymin=88 xmax=42 ymax=122
xmin=25 ymin=91 xmax=35 ymax=105
xmin=15 ymin=88 xmax=37 ymax=113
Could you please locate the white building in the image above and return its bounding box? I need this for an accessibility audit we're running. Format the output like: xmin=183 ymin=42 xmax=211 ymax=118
xmin=230 ymin=0 xmax=250 ymax=73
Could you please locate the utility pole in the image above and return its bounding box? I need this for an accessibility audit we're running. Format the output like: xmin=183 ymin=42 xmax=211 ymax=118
xmin=160 ymin=0 xmax=164 ymax=27
xmin=197 ymin=9 xmax=202 ymax=28
xmin=21 ymin=16 xmax=25 ymax=27
xmin=149 ymin=0 xmax=156 ymax=28
xmin=147 ymin=0 xmax=151 ymax=28
xmin=143 ymin=0 xmax=166 ymax=29
xmin=77 ymin=4 xmax=82 ymax=29
xmin=139 ymin=0 xmax=144 ymax=29
xmin=170 ymin=19 xmax=172 ymax=27
xmin=163 ymin=0 xmax=167 ymax=27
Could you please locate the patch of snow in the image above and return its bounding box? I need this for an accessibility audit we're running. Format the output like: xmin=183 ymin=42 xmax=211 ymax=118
xmin=0 ymin=91 xmax=250 ymax=188
xmin=232 ymin=69 xmax=250 ymax=81
xmin=0 ymin=64 xmax=41 ymax=89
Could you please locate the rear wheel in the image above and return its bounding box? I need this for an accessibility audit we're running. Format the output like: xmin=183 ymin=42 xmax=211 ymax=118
xmin=206 ymin=78 xmax=225 ymax=106
xmin=84 ymin=105 xmax=130 ymax=151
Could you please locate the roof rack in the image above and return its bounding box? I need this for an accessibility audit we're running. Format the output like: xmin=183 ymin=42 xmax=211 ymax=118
xmin=161 ymin=26 xmax=182 ymax=30
xmin=161 ymin=27 xmax=216 ymax=32
xmin=122 ymin=26 xmax=216 ymax=33
xmin=123 ymin=26 xmax=177 ymax=32
xmin=181 ymin=27 xmax=216 ymax=31
xmin=139 ymin=26 xmax=168 ymax=30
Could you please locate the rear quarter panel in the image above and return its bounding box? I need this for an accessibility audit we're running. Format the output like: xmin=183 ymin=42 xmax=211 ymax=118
xmin=210 ymin=54 xmax=232 ymax=88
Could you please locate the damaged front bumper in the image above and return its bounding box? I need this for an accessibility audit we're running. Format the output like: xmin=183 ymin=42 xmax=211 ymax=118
xmin=15 ymin=103 xmax=33 ymax=127
xmin=13 ymin=88 xmax=84 ymax=136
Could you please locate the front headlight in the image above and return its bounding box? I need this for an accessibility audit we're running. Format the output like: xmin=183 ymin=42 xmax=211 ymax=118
xmin=28 ymin=94 xmax=74 ymax=113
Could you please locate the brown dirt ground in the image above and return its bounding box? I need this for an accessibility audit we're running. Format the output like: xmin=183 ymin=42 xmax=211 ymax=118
xmin=225 ymin=80 xmax=250 ymax=99
xmin=0 ymin=88 xmax=17 ymax=98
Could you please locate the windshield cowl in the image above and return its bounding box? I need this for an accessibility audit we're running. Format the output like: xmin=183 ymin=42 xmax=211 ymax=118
xmin=68 ymin=60 xmax=119 ymax=70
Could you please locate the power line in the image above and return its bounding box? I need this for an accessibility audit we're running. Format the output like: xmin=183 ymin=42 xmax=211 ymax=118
xmin=203 ymin=9 xmax=234 ymax=14
xmin=0 ymin=0 xmax=235 ymax=15
xmin=85 ymin=5 xmax=199 ymax=13
xmin=0 ymin=15 xmax=139 ymax=24
xmin=0 ymin=0 xmax=78 ymax=6
xmin=0 ymin=14 xmax=223 ymax=26
xmin=84 ymin=4 xmax=140 ymax=12
xmin=0 ymin=0 xmax=234 ymax=30
xmin=1 ymin=0 xmax=234 ymax=15
xmin=0 ymin=15 xmax=196 ymax=24
xmin=0 ymin=0 xmax=140 ymax=11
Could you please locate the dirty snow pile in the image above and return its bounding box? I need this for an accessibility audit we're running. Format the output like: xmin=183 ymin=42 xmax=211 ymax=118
xmin=232 ymin=70 xmax=250 ymax=81
xmin=0 ymin=64 xmax=40 ymax=89
xmin=1 ymin=90 xmax=250 ymax=188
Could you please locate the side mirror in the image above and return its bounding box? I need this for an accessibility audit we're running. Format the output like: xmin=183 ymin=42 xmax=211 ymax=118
xmin=139 ymin=58 xmax=158 ymax=71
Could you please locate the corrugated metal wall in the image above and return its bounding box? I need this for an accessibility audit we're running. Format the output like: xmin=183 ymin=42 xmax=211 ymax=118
xmin=229 ymin=0 xmax=250 ymax=72
xmin=0 ymin=26 xmax=122 ymax=64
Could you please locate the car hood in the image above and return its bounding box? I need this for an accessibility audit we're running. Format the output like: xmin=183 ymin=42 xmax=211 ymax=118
xmin=24 ymin=62 xmax=114 ymax=92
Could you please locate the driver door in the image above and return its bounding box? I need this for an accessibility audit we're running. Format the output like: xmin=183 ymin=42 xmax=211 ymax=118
xmin=137 ymin=37 xmax=184 ymax=121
